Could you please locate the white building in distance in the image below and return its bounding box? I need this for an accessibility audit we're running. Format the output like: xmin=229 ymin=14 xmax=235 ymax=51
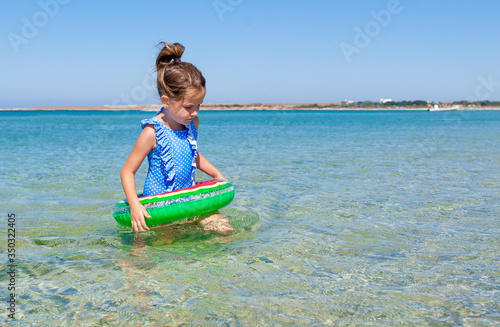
xmin=379 ymin=98 xmax=392 ymax=104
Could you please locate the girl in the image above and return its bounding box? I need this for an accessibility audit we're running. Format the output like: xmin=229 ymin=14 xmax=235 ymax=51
xmin=120 ymin=42 xmax=233 ymax=234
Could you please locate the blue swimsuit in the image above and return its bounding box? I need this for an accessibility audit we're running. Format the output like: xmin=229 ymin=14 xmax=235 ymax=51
xmin=140 ymin=111 xmax=198 ymax=197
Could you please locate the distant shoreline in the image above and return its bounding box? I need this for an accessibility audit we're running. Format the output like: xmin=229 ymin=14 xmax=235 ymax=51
xmin=1 ymin=103 xmax=499 ymax=111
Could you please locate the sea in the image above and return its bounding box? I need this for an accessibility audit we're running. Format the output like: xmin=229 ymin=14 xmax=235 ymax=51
xmin=0 ymin=109 xmax=499 ymax=326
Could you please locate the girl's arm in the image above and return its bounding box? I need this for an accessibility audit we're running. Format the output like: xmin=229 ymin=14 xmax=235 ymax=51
xmin=196 ymin=151 xmax=226 ymax=181
xmin=121 ymin=126 xmax=157 ymax=232
xmin=192 ymin=116 xmax=227 ymax=181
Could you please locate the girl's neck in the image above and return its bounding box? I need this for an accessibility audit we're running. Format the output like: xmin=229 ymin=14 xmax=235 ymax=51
xmin=158 ymin=112 xmax=186 ymax=131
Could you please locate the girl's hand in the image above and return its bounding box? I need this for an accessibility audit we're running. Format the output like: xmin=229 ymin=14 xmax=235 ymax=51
xmin=213 ymin=174 xmax=228 ymax=182
xmin=129 ymin=203 xmax=151 ymax=232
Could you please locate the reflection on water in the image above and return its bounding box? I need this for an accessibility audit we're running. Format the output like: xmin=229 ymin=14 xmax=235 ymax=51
xmin=0 ymin=110 xmax=499 ymax=325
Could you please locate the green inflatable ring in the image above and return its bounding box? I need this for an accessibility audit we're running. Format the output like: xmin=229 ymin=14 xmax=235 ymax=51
xmin=113 ymin=179 xmax=235 ymax=227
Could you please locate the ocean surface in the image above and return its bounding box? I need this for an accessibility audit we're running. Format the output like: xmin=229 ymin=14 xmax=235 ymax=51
xmin=0 ymin=109 xmax=499 ymax=326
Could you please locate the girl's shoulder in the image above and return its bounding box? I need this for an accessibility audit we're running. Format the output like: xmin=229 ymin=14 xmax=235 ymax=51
xmin=135 ymin=123 xmax=157 ymax=151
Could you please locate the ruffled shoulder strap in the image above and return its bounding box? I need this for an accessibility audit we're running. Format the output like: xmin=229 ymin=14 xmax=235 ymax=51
xmin=185 ymin=120 xmax=198 ymax=184
xmin=140 ymin=117 xmax=157 ymax=130
xmin=140 ymin=116 xmax=176 ymax=190
xmin=186 ymin=120 xmax=198 ymax=139
xmin=140 ymin=107 xmax=164 ymax=129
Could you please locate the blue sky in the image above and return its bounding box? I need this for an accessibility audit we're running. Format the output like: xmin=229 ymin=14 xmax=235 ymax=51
xmin=1 ymin=0 xmax=499 ymax=107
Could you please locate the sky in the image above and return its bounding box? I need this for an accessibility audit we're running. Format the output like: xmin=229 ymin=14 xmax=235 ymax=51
xmin=1 ymin=0 xmax=500 ymax=108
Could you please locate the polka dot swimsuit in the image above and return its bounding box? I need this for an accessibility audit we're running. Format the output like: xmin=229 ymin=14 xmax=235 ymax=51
xmin=140 ymin=111 xmax=198 ymax=197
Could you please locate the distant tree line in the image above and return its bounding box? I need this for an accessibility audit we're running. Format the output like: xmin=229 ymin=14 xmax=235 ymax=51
xmin=296 ymin=103 xmax=340 ymax=108
xmin=452 ymin=100 xmax=500 ymax=107
xmin=339 ymin=100 xmax=500 ymax=108
xmin=334 ymin=100 xmax=429 ymax=108
xmin=379 ymin=100 xmax=428 ymax=107
xmin=247 ymin=100 xmax=500 ymax=109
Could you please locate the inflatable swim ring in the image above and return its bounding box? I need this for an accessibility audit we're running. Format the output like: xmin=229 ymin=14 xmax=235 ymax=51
xmin=113 ymin=179 xmax=235 ymax=227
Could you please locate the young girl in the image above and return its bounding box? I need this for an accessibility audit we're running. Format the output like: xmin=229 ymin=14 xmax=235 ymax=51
xmin=121 ymin=42 xmax=234 ymax=235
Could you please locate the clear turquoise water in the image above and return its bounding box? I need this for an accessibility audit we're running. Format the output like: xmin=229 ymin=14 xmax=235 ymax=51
xmin=0 ymin=109 xmax=499 ymax=326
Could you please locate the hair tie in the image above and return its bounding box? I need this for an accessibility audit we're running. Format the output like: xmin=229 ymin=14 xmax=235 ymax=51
xmin=174 ymin=58 xmax=181 ymax=62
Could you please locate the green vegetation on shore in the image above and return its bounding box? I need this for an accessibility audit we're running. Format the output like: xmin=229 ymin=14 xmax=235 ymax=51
xmin=296 ymin=103 xmax=340 ymax=109
xmin=2 ymin=100 xmax=500 ymax=111
xmin=340 ymin=100 xmax=500 ymax=109
xmin=451 ymin=100 xmax=500 ymax=107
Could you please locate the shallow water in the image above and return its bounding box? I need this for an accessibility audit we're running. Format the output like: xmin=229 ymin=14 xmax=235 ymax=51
xmin=1 ymin=109 xmax=499 ymax=326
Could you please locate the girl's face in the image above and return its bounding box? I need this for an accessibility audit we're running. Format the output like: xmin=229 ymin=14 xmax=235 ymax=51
xmin=162 ymin=88 xmax=205 ymax=129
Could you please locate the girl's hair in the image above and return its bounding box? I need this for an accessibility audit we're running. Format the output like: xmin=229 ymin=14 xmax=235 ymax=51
xmin=155 ymin=42 xmax=206 ymax=101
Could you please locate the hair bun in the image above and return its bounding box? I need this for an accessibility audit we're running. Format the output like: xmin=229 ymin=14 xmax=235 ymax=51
xmin=155 ymin=41 xmax=205 ymax=101
xmin=156 ymin=42 xmax=185 ymax=71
